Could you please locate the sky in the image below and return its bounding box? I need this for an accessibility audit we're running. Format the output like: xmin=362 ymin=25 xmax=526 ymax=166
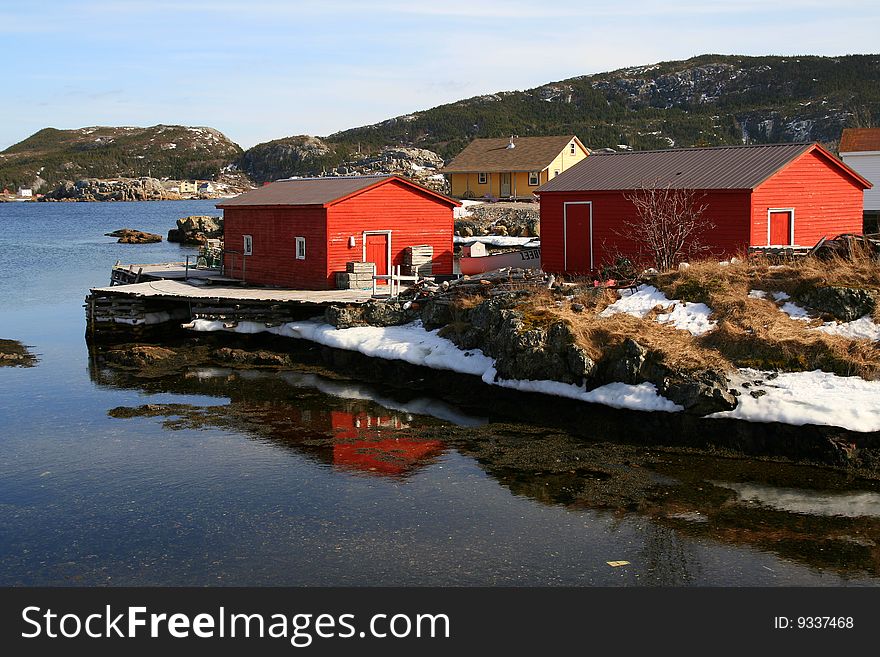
xmin=2 ymin=0 xmax=879 ymax=151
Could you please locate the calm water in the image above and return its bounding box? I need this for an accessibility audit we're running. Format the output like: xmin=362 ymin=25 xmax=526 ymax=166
xmin=1 ymin=200 xmax=880 ymax=586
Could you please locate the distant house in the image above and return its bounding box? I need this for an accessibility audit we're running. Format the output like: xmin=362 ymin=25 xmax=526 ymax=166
xmin=442 ymin=135 xmax=588 ymax=199
xmin=178 ymin=181 xmax=198 ymax=194
xmin=217 ymin=175 xmax=458 ymax=289
xmin=17 ymin=188 xmax=33 ymax=198
xmin=536 ymin=143 xmax=871 ymax=274
xmin=198 ymin=181 xmax=215 ymax=194
xmin=839 ymin=128 xmax=880 ymax=231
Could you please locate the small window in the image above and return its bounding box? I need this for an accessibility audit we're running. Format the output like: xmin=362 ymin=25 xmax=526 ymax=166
xmin=528 ymin=171 xmax=540 ymax=186
xmin=478 ymin=172 xmax=487 ymax=184
xmin=554 ymin=170 xmax=560 ymax=177
xmin=295 ymin=236 xmax=306 ymax=260
xmin=570 ymin=143 xmax=576 ymax=155
xmin=243 ymin=234 xmax=253 ymax=255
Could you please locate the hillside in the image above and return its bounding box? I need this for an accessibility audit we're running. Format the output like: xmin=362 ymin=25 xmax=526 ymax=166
xmin=0 ymin=125 xmax=242 ymax=192
xmin=324 ymin=54 xmax=880 ymax=160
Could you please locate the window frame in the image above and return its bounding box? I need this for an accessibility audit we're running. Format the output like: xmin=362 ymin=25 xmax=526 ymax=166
xmin=295 ymin=236 xmax=306 ymax=260
xmin=478 ymin=172 xmax=488 ymax=185
xmin=528 ymin=171 xmax=540 ymax=186
xmin=570 ymin=143 xmax=576 ymax=155
xmin=243 ymin=234 xmax=253 ymax=256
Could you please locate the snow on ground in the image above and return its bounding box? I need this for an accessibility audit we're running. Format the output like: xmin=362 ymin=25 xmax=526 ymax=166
xmin=600 ymin=285 xmax=716 ymax=336
xmin=189 ymin=319 xmax=681 ymax=414
xmin=815 ymin=316 xmax=880 ymax=341
xmin=453 ymin=235 xmax=538 ymax=248
xmin=747 ymin=290 xmax=767 ymax=299
xmin=711 ymin=369 xmax=880 ymax=432
xmin=453 ymin=199 xmax=484 ymax=219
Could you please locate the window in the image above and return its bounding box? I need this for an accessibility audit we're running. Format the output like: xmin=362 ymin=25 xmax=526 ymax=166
xmin=528 ymin=171 xmax=540 ymax=186
xmin=295 ymin=236 xmax=306 ymax=260
xmin=478 ymin=172 xmax=487 ymax=184
xmin=243 ymin=234 xmax=253 ymax=255
xmin=554 ymin=170 xmax=560 ymax=177
xmin=570 ymin=143 xmax=576 ymax=155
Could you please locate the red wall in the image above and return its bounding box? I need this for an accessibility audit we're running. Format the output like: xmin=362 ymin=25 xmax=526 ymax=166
xmin=750 ymin=149 xmax=865 ymax=246
xmin=539 ymin=190 xmax=751 ymax=274
xmin=326 ymin=179 xmax=454 ymax=287
xmin=222 ymin=206 xmax=328 ymax=288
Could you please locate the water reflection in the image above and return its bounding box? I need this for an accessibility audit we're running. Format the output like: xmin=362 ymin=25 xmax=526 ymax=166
xmin=92 ymin=356 xmax=880 ymax=580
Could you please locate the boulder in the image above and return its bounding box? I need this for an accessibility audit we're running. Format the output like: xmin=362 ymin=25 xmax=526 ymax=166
xmin=797 ymin=286 xmax=876 ymax=322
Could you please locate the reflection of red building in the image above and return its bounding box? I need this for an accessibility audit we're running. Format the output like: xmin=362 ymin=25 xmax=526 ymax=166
xmin=329 ymin=411 xmax=444 ymax=477
xmin=273 ymin=406 xmax=444 ymax=478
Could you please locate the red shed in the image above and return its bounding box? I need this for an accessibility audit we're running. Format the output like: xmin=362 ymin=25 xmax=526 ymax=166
xmin=536 ymin=143 xmax=872 ymax=273
xmin=217 ymin=175 xmax=459 ymax=289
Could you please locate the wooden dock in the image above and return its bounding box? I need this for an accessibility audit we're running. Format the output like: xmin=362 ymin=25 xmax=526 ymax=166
xmin=87 ymin=273 xmax=381 ymax=341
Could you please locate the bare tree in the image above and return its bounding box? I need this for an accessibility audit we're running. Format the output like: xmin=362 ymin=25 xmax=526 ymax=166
xmin=623 ymin=185 xmax=714 ymax=271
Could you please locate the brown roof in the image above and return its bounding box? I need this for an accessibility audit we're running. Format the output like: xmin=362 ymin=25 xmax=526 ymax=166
xmin=217 ymin=175 xmax=458 ymax=208
xmin=442 ymin=135 xmax=581 ymax=173
xmin=536 ymin=143 xmax=870 ymax=192
xmin=840 ymin=128 xmax=880 ymax=153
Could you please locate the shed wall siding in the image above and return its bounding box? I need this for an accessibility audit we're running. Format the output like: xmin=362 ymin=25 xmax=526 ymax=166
xmin=326 ymin=180 xmax=454 ymax=287
xmin=539 ymin=190 xmax=751 ymax=273
xmin=750 ymin=150 xmax=865 ymax=246
xmin=222 ymin=206 xmax=328 ymax=288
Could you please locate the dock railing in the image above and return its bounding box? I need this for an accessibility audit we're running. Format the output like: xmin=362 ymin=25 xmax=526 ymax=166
xmin=372 ymin=265 xmax=422 ymax=298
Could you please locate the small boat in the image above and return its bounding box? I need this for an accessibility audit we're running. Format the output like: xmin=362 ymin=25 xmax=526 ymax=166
xmin=458 ymin=240 xmax=541 ymax=275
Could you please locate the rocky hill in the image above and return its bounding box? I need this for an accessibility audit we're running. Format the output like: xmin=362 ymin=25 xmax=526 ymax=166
xmin=0 ymin=125 xmax=242 ymax=193
xmin=325 ymin=54 xmax=880 ymax=159
xmin=237 ymin=136 xmax=448 ymax=191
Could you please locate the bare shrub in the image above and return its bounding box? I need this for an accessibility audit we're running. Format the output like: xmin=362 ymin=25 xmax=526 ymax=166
xmin=623 ymin=185 xmax=715 ymax=271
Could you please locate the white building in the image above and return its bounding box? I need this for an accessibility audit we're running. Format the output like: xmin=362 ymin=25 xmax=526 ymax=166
xmin=839 ymin=128 xmax=880 ymax=231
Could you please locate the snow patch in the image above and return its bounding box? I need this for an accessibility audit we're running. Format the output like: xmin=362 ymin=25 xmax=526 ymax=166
xmin=600 ymin=285 xmax=716 ymax=336
xmin=815 ymin=316 xmax=880 ymax=341
xmin=712 ymin=369 xmax=880 ymax=432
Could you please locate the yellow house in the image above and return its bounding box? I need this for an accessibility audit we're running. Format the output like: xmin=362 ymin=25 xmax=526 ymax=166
xmin=443 ymin=135 xmax=589 ymax=199
xmin=178 ymin=180 xmax=199 ymax=194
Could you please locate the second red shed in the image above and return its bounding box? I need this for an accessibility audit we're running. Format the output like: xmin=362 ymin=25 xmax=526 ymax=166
xmin=536 ymin=143 xmax=872 ymax=274
xmin=217 ymin=175 xmax=459 ymax=289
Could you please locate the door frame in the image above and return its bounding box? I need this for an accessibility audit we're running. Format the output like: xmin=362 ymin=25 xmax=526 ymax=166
xmin=563 ymin=201 xmax=593 ymax=271
xmin=362 ymin=230 xmax=392 ymax=275
xmin=767 ymin=208 xmax=795 ymax=246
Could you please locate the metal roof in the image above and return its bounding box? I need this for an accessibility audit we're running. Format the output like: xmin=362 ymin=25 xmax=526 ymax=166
xmin=442 ymin=135 xmax=581 ymax=173
xmin=537 ymin=143 xmax=822 ymax=192
xmin=840 ymin=128 xmax=880 ymax=153
xmin=217 ymin=175 xmax=458 ymax=208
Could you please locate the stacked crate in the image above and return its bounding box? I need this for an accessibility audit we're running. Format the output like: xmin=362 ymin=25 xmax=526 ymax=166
xmin=335 ymin=261 xmax=376 ymax=289
xmin=404 ymin=245 xmax=434 ymax=277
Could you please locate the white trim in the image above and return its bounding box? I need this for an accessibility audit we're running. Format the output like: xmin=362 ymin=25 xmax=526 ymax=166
xmin=243 ymin=234 xmax=253 ymax=256
xmin=477 ymin=172 xmax=488 ymax=184
xmin=563 ymin=201 xmax=593 ymax=271
xmin=767 ymin=208 xmax=795 ymax=246
xmin=528 ymin=171 xmax=540 ymax=186
xmin=295 ymin=236 xmax=306 ymax=260
xmin=362 ymin=230 xmax=392 ymax=275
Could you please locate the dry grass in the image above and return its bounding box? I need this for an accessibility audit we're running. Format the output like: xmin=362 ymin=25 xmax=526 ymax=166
xmin=507 ymin=290 xmax=731 ymax=373
xmin=653 ymin=252 xmax=880 ymax=378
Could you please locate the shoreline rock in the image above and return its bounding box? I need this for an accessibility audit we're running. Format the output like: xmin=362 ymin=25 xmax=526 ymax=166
xmin=105 ymin=228 xmax=162 ymax=244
